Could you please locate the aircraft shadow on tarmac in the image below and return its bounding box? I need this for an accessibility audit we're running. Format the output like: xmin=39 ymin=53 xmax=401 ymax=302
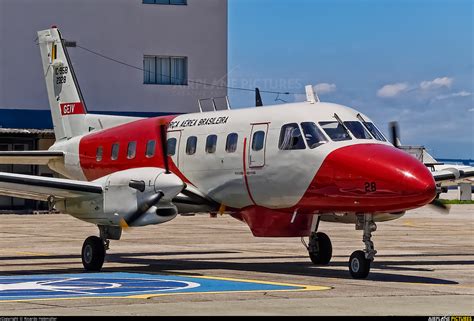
xmin=1 ymin=250 xmax=470 ymax=285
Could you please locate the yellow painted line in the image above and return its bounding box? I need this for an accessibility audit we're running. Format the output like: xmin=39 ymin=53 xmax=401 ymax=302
xmin=130 ymin=275 xmax=331 ymax=299
xmin=0 ymin=274 xmax=331 ymax=303
xmin=186 ymin=274 xmax=329 ymax=290
xmin=0 ymin=250 xmax=50 ymax=257
xmin=402 ymin=220 xmax=417 ymax=227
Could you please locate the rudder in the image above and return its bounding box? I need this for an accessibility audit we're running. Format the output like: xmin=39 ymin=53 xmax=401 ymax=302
xmin=37 ymin=27 xmax=87 ymax=140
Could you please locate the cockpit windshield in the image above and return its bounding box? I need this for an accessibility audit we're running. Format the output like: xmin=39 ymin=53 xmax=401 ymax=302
xmin=318 ymin=121 xmax=352 ymax=141
xmin=343 ymin=121 xmax=372 ymax=139
xmin=356 ymin=114 xmax=387 ymax=142
xmin=301 ymin=122 xmax=328 ymax=149
xmin=363 ymin=122 xmax=386 ymax=141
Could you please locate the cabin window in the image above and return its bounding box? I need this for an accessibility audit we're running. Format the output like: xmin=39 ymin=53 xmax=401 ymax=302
xmin=111 ymin=143 xmax=120 ymax=160
xmin=363 ymin=122 xmax=387 ymax=141
xmin=167 ymin=138 xmax=177 ymax=156
xmin=186 ymin=136 xmax=197 ymax=155
xmin=127 ymin=141 xmax=137 ymax=159
xmin=206 ymin=135 xmax=218 ymax=154
xmin=344 ymin=121 xmax=373 ymax=139
xmin=319 ymin=121 xmax=352 ymax=141
xmin=252 ymin=131 xmax=266 ymax=151
xmin=279 ymin=123 xmax=306 ymax=150
xmin=96 ymin=146 xmax=103 ymax=162
xmin=300 ymin=122 xmax=328 ymax=149
xmin=226 ymin=133 xmax=238 ymax=153
xmin=146 ymin=140 xmax=156 ymax=158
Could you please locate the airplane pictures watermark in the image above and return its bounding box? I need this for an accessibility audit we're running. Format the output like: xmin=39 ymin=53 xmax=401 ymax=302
xmin=429 ymin=317 xmax=472 ymax=321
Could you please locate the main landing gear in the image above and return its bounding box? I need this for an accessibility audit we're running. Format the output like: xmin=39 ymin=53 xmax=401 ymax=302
xmin=81 ymin=225 xmax=122 ymax=272
xmin=304 ymin=214 xmax=377 ymax=279
xmin=302 ymin=216 xmax=333 ymax=265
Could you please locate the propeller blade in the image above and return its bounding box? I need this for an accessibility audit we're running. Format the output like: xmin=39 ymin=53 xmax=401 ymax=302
xmin=389 ymin=121 xmax=400 ymax=148
xmin=256 ymin=88 xmax=263 ymax=107
xmin=120 ymin=192 xmax=164 ymax=228
xmin=160 ymin=124 xmax=171 ymax=174
xmin=429 ymin=199 xmax=451 ymax=214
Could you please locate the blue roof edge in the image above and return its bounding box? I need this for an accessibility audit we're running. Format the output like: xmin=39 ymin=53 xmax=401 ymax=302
xmin=0 ymin=109 xmax=179 ymax=130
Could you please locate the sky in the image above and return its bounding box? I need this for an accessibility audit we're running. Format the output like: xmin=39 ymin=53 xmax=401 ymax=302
xmin=228 ymin=0 xmax=473 ymax=159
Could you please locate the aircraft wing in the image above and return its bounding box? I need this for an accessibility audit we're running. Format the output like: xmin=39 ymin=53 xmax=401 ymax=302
xmin=432 ymin=167 xmax=474 ymax=183
xmin=0 ymin=172 xmax=102 ymax=202
xmin=0 ymin=151 xmax=64 ymax=165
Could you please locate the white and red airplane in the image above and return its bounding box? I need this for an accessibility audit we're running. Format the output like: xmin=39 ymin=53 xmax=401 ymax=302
xmin=0 ymin=27 xmax=472 ymax=279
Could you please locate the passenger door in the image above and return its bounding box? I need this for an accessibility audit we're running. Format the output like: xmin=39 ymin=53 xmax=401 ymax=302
xmin=248 ymin=124 xmax=268 ymax=168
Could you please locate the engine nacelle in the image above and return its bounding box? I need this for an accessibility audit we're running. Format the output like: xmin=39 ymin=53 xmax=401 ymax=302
xmin=57 ymin=168 xmax=184 ymax=227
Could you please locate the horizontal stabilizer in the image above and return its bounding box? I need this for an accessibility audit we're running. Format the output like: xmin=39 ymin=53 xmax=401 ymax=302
xmin=0 ymin=151 xmax=64 ymax=165
xmin=433 ymin=167 xmax=474 ymax=182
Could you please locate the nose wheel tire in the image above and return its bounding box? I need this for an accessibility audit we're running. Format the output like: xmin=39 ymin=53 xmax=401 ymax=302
xmin=308 ymin=232 xmax=332 ymax=265
xmin=349 ymin=250 xmax=371 ymax=279
xmin=82 ymin=236 xmax=106 ymax=272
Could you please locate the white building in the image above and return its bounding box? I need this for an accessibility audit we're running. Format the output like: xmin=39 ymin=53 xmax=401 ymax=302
xmin=0 ymin=0 xmax=227 ymax=211
xmin=0 ymin=0 xmax=228 ymax=128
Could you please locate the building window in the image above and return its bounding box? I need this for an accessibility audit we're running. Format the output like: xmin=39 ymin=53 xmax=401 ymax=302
xmin=143 ymin=0 xmax=187 ymax=5
xmin=146 ymin=140 xmax=156 ymax=158
xmin=111 ymin=143 xmax=120 ymax=160
xmin=252 ymin=131 xmax=266 ymax=151
xmin=144 ymin=56 xmax=187 ymax=85
xmin=96 ymin=146 xmax=103 ymax=162
xmin=225 ymin=133 xmax=238 ymax=153
xmin=279 ymin=124 xmax=306 ymax=150
xmin=206 ymin=135 xmax=218 ymax=154
xmin=127 ymin=141 xmax=137 ymax=159
xmin=167 ymin=138 xmax=177 ymax=156
xmin=186 ymin=136 xmax=197 ymax=155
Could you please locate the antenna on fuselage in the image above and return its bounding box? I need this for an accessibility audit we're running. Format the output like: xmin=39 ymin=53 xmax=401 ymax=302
xmin=256 ymin=88 xmax=263 ymax=107
xmin=305 ymin=85 xmax=320 ymax=104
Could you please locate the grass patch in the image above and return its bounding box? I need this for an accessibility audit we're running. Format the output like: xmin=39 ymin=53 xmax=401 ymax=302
xmin=439 ymin=199 xmax=474 ymax=205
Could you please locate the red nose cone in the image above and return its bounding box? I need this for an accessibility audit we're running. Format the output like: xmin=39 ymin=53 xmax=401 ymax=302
xmin=303 ymin=144 xmax=437 ymax=213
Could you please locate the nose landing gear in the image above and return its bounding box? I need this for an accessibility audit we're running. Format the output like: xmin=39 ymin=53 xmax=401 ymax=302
xmin=349 ymin=214 xmax=377 ymax=279
xmin=303 ymin=214 xmax=378 ymax=279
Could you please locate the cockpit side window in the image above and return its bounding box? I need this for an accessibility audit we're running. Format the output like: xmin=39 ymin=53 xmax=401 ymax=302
xmin=300 ymin=122 xmax=328 ymax=149
xmin=363 ymin=122 xmax=387 ymax=142
xmin=343 ymin=121 xmax=373 ymax=139
xmin=279 ymin=123 xmax=306 ymax=150
xmin=318 ymin=121 xmax=352 ymax=141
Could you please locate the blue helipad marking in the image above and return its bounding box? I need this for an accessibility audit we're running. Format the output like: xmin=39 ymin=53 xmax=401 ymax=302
xmin=0 ymin=273 xmax=304 ymax=301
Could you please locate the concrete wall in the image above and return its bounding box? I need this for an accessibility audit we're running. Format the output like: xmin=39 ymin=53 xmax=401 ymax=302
xmin=0 ymin=0 xmax=227 ymax=116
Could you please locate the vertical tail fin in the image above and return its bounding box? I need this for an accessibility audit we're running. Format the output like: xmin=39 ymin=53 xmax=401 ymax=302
xmin=37 ymin=27 xmax=87 ymax=140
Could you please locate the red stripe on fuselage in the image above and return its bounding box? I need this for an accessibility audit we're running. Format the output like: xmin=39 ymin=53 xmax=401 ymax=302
xmin=78 ymin=115 xmax=190 ymax=183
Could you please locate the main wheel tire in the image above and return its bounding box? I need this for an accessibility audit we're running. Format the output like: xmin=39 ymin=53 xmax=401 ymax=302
xmin=349 ymin=250 xmax=371 ymax=279
xmin=308 ymin=232 xmax=332 ymax=265
xmin=82 ymin=236 xmax=105 ymax=272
